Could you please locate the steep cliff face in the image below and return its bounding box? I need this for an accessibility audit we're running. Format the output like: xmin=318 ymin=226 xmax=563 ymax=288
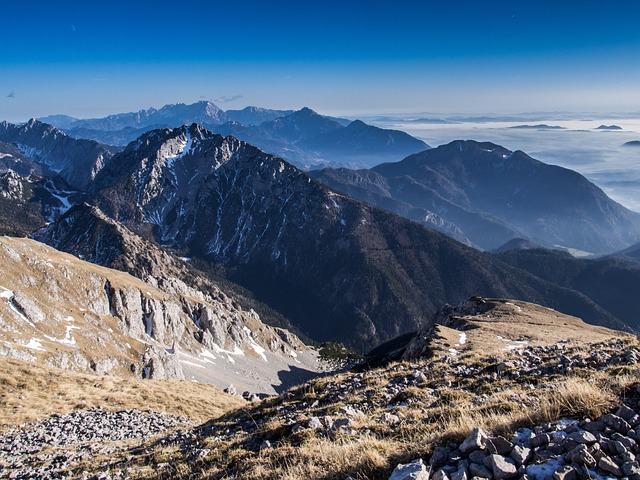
xmin=0 ymin=236 xmax=317 ymax=394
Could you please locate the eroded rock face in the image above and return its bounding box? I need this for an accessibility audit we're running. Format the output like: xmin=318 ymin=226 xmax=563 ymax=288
xmin=0 ymin=236 xmax=317 ymax=389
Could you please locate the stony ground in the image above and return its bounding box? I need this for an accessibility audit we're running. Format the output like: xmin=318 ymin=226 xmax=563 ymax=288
xmin=1 ymin=298 xmax=639 ymax=479
xmin=2 ymin=333 xmax=636 ymax=479
xmin=0 ymin=407 xmax=191 ymax=479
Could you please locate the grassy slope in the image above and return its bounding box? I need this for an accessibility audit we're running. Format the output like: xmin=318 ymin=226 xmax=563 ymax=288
xmin=0 ymin=358 xmax=245 ymax=427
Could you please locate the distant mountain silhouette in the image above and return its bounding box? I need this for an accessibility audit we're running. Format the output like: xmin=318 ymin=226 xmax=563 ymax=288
xmin=312 ymin=140 xmax=640 ymax=254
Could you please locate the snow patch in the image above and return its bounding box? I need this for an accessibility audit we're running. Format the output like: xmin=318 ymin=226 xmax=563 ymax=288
xmin=212 ymin=343 xmax=244 ymax=357
xmin=497 ymin=335 xmax=529 ymax=351
xmin=165 ymin=130 xmax=193 ymax=169
xmin=505 ymin=302 xmax=523 ymax=312
xmin=458 ymin=332 xmax=467 ymax=345
xmin=0 ymin=287 xmax=12 ymax=299
xmin=24 ymin=338 xmax=46 ymax=351
xmin=448 ymin=348 xmax=459 ymax=356
xmin=525 ymin=456 xmax=565 ymax=480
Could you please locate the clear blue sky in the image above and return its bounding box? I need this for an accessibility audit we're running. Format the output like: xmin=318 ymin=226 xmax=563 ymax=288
xmin=2 ymin=0 xmax=640 ymax=121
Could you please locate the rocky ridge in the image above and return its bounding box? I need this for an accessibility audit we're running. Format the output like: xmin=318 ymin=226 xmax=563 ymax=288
xmin=0 ymin=119 xmax=114 ymax=190
xmin=312 ymin=140 xmax=640 ymax=253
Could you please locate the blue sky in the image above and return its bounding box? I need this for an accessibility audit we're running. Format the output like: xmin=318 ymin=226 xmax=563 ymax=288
xmin=2 ymin=0 xmax=640 ymax=121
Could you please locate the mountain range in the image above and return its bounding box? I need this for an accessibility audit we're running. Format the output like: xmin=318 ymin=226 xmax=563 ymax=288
xmin=310 ymin=140 xmax=640 ymax=254
xmin=40 ymin=101 xmax=430 ymax=170
xmin=0 ymin=117 xmax=638 ymax=355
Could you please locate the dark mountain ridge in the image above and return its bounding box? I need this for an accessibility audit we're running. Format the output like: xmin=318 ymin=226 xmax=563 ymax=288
xmin=0 ymin=119 xmax=114 ymax=189
xmin=312 ymin=140 xmax=640 ymax=254
xmin=494 ymin=247 xmax=640 ymax=332
xmin=44 ymin=124 xmax=623 ymax=351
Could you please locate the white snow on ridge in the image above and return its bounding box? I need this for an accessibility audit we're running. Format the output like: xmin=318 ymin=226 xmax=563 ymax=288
xmin=0 ymin=287 xmax=12 ymax=299
xmin=165 ymin=130 xmax=193 ymax=169
xmin=458 ymin=332 xmax=467 ymax=345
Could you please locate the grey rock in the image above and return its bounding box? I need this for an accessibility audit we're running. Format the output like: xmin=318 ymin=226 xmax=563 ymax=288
xmin=468 ymin=462 xmax=492 ymax=478
xmin=617 ymin=405 xmax=637 ymax=422
xmin=487 ymin=454 xmax=517 ymax=479
xmin=581 ymin=420 xmax=606 ymax=433
xmin=468 ymin=450 xmax=489 ymax=464
xmin=567 ymin=430 xmax=596 ymax=444
xmin=565 ymin=444 xmax=596 ymax=467
xmin=450 ymin=468 xmax=468 ymax=480
xmin=388 ymin=459 xmax=430 ymax=480
xmin=430 ymin=447 xmax=452 ymax=470
xmin=487 ymin=436 xmax=513 ymax=456
xmin=530 ymin=433 xmax=552 ymax=448
xmin=601 ymin=413 xmax=632 ymax=434
xmin=598 ymin=455 xmax=622 ymax=476
xmin=612 ymin=431 xmax=637 ymax=450
xmin=260 ymin=440 xmax=272 ymax=450
xmin=431 ymin=469 xmax=450 ymax=480
xmin=381 ymin=412 xmax=401 ymax=425
xmin=623 ymin=461 xmax=640 ymax=476
xmin=332 ymin=418 xmax=351 ymax=430
xmin=460 ymin=428 xmax=488 ymax=454
xmin=307 ymin=417 xmax=324 ymax=430
xmin=509 ymin=445 xmax=531 ymax=466
xmin=552 ymin=465 xmax=576 ymax=480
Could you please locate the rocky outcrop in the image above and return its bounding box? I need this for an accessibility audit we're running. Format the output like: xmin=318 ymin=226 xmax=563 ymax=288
xmin=0 ymin=236 xmax=318 ymax=391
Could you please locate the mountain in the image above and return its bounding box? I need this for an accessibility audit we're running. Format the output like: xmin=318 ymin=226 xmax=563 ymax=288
xmin=52 ymin=101 xmax=228 ymax=132
xmin=39 ymin=104 xmax=429 ymax=170
xmin=0 ymin=119 xmax=114 ymax=189
xmin=219 ymin=109 xmax=429 ymax=169
xmin=226 ymin=106 xmax=294 ymax=125
xmin=64 ymin=125 xmax=159 ymax=147
xmin=491 ymin=237 xmax=545 ymax=253
xmin=494 ymin=247 xmax=640 ymax=332
xmin=623 ymin=140 xmax=640 ymax=147
xmin=310 ymin=166 xmax=521 ymax=247
xmin=46 ymin=123 xmax=624 ymax=352
xmin=258 ymin=107 xmax=344 ymax=143
xmin=618 ymin=242 xmax=640 ymax=261
xmin=0 ymin=169 xmax=77 ymax=236
xmin=312 ymin=140 xmax=640 ymax=253
xmin=299 ymin=119 xmax=429 ymax=166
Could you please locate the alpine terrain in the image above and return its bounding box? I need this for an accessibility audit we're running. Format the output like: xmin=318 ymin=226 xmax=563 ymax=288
xmin=0 ymin=111 xmax=639 ymax=480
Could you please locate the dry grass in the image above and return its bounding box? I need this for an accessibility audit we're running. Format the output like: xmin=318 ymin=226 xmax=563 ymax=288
xmin=0 ymin=357 xmax=245 ymax=427
xmin=131 ymin=336 xmax=640 ymax=480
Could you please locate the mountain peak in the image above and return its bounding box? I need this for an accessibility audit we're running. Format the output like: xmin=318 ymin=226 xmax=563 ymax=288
xmin=296 ymin=107 xmax=320 ymax=116
xmin=347 ymin=119 xmax=369 ymax=128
